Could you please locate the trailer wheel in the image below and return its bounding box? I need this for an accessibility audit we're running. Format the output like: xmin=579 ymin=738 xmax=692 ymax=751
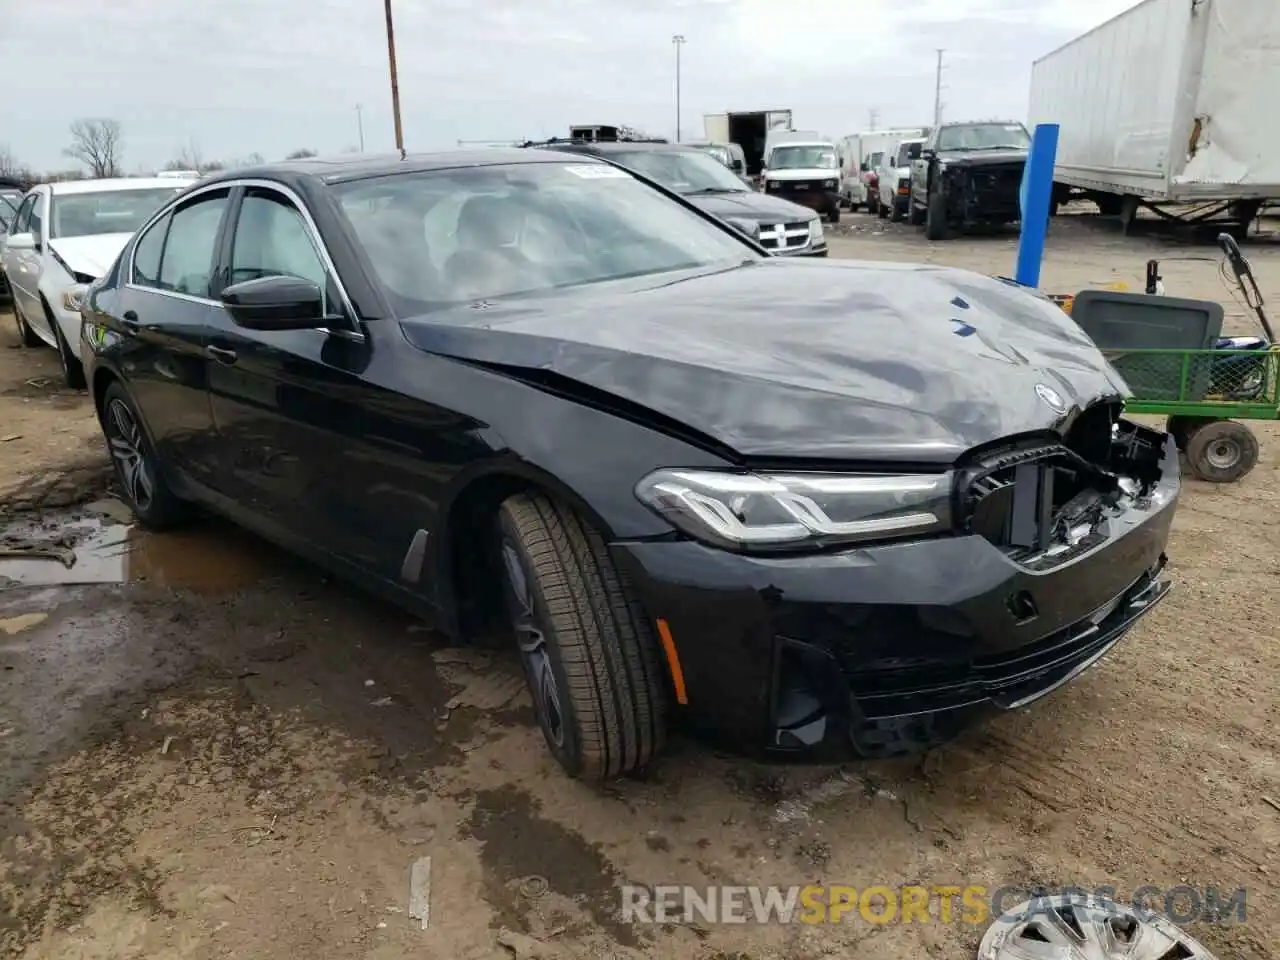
xmin=1184 ymin=419 xmax=1258 ymax=483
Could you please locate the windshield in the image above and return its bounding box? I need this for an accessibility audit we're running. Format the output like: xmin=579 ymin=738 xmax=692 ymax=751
xmin=936 ymin=123 xmax=1030 ymax=151
xmin=612 ymin=149 xmax=748 ymax=194
xmin=50 ymin=187 xmax=184 ymax=239
xmin=769 ymin=145 xmax=837 ymax=170
xmin=332 ymin=161 xmax=754 ymax=314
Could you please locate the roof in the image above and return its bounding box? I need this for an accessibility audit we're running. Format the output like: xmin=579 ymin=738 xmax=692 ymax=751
xmin=202 ymin=149 xmax=598 ymax=187
xmin=529 ymin=141 xmax=700 ymax=155
xmin=46 ymin=177 xmax=197 ymax=195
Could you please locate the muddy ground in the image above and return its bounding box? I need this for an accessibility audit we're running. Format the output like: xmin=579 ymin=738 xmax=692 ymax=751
xmin=1 ymin=212 xmax=1277 ymax=959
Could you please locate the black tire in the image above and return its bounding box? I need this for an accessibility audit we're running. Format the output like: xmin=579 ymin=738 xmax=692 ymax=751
xmin=867 ymin=194 xmax=880 ymax=217
xmin=877 ymin=197 xmax=890 ymax=220
xmin=925 ymin=188 xmax=950 ymax=241
xmin=889 ymin=199 xmax=905 ymax=223
xmin=45 ymin=302 xmax=86 ymax=389
xmin=909 ymin=199 xmax=927 ymax=226
xmin=100 ymin=381 xmax=191 ymax=528
xmin=1184 ymin=419 xmax=1258 ymax=483
xmin=497 ymin=493 xmax=668 ymax=780
xmin=826 ymin=206 xmax=840 ymax=224
xmin=12 ymin=300 xmax=42 ymax=347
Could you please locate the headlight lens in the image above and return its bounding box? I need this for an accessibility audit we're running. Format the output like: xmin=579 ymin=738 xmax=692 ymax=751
xmin=635 ymin=469 xmax=953 ymax=551
xmin=61 ymin=284 xmax=89 ymax=312
xmin=824 ymin=179 xmax=837 ymax=189
xmin=808 ymin=218 xmax=824 ymax=243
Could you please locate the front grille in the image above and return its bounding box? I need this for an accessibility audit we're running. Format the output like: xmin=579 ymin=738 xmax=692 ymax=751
xmin=757 ymin=220 xmax=811 ymax=252
xmin=773 ymin=180 xmax=830 ymax=193
xmin=967 ymin=165 xmax=1023 ymax=210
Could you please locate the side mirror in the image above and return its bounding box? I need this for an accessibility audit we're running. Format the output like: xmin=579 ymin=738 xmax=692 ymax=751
xmin=220 ymin=275 xmax=327 ymax=331
xmin=859 ymin=162 xmax=869 ymax=172
xmin=6 ymin=232 xmax=34 ymax=251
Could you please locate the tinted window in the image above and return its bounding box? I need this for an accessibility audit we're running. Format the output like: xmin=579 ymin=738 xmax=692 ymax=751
xmin=158 ymin=192 xmax=229 ymax=298
xmin=50 ymin=187 xmax=182 ymax=239
xmin=229 ymin=190 xmax=331 ymax=310
xmin=936 ymin=123 xmax=1030 ymax=151
xmin=611 ymin=149 xmax=749 ymax=194
xmin=9 ymin=195 xmax=35 ymax=235
xmin=334 ymin=161 xmax=753 ymax=315
xmin=131 ymin=212 xmax=171 ymax=288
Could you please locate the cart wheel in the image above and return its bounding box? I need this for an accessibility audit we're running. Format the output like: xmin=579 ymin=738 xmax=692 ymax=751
xmin=1166 ymin=415 xmax=1214 ymax=452
xmin=1184 ymin=419 xmax=1259 ymax=483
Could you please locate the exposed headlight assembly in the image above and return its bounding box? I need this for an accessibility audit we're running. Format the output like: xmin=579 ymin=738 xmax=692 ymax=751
xmin=61 ymin=283 xmax=89 ymax=313
xmin=635 ymin=469 xmax=953 ymax=551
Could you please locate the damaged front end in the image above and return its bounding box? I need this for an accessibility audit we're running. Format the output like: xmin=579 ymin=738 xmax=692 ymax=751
xmin=956 ymin=402 xmax=1176 ymax=571
xmin=941 ymin=161 xmax=1025 ymax=226
xmin=759 ymin=402 xmax=1178 ymax=759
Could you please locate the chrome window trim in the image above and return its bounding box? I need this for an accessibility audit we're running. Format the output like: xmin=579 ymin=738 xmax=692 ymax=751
xmin=123 ymin=178 xmax=365 ymax=343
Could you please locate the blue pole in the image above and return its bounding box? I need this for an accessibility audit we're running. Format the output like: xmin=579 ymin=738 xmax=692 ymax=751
xmin=1014 ymin=122 xmax=1060 ymax=289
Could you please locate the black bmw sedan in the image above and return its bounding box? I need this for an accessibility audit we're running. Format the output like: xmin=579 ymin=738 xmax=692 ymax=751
xmin=80 ymin=149 xmax=1178 ymax=780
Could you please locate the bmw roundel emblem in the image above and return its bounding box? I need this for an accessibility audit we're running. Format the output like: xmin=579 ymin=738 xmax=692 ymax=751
xmin=1035 ymin=383 xmax=1068 ymax=414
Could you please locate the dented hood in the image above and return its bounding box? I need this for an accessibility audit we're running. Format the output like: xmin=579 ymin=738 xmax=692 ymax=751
xmin=398 ymin=259 xmax=1128 ymax=463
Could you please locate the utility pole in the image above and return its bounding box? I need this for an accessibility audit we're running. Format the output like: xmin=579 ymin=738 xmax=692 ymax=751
xmin=384 ymin=0 xmax=405 ymax=157
xmin=672 ymin=35 xmax=686 ymax=142
xmin=355 ymin=104 xmax=365 ymax=152
xmin=933 ymin=49 xmax=945 ymax=128
xmin=868 ymin=108 xmax=879 ymax=131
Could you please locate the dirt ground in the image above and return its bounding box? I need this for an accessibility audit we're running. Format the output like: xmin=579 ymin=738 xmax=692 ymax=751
xmin=1 ymin=212 xmax=1277 ymax=960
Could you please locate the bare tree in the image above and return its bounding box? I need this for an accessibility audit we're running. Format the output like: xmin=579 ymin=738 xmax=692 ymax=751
xmin=65 ymin=119 xmax=123 ymax=178
xmin=0 ymin=143 xmax=22 ymax=178
xmin=285 ymin=148 xmax=318 ymax=160
xmin=166 ymin=137 xmax=203 ymax=172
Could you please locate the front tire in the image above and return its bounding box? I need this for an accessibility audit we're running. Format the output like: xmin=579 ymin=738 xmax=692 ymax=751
xmin=12 ymin=300 xmax=42 ymax=347
xmin=497 ymin=493 xmax=668 ymax=779
xmin=926 ymin=188 xmax=951 ymax=241
xmin=100 ymin=381 xmax=191 ymax=528
xmin=46 ymin=303 xmax=86 ymax=389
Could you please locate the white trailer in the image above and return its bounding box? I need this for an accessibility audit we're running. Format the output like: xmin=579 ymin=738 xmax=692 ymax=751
xmin=1028 ymin=0 xmax=1280 ymax=231
xmin=835 ymin=128 xmax=930 ymax=207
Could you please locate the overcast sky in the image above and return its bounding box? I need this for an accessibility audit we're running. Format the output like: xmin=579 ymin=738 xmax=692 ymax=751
xmin=4 ymin=0 xmax=1137 ymax=174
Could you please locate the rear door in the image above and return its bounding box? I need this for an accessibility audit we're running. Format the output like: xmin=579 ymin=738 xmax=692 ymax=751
xmin=109 ymin=188 xmax=230 ymax=483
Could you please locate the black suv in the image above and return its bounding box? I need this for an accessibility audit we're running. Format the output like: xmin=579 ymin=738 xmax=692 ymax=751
xmin=908 ymin=121 xmax=1031 ymax=240
xmin=527 ymin=140 xmax=827 ymax=257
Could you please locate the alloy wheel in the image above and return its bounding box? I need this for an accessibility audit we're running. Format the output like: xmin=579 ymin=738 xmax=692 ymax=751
xmin=500 ymin=539 xmax=565 ymax=747
xmin=979 ymin=895 xmax=1217 ymax=960
xmin=104 ymin=398 xmax=155 ymax=512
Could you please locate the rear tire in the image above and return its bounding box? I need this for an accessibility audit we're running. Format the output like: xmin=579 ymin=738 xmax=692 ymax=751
xmin=1184 ymin=419 xmax=1258 ymax=483
xmin=889 ymin=199 xmax=905 ymax=223
xmin=100 ymin=381 xmax=192 ymax=528
xmin=497 ymin=493 xmax=668 ymax=780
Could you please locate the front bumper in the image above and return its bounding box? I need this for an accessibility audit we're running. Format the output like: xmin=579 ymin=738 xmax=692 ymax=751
xmin=614 ymin=437 xmax=1178 ymax=760
xmin=764 ymin=184 xmax=840 ymax=214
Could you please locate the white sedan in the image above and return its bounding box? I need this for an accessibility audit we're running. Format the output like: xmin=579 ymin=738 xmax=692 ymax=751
xmin=3 ymin=177 xmax=194 ymax=386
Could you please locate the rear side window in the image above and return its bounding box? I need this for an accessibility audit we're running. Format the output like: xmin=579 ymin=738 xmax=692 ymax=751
xmin=157 ymin=191 xmax=230 ymax=298
xmin=132 ymin=212 xmax=171 ymax=288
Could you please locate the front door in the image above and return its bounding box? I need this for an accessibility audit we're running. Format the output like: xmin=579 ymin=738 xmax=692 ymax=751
xmin=206 ymin=186 xmax=381 ymax=567
xmin=6 ymin=194 xmax=43 ymax=331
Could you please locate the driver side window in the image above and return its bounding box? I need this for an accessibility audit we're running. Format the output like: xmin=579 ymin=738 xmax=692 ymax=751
xmin=228 ymin=189 xmax=332 ymax=311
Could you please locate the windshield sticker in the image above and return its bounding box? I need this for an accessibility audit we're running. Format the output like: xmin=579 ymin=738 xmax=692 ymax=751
xmin=562 ymin=164 xmax=631 ymax=179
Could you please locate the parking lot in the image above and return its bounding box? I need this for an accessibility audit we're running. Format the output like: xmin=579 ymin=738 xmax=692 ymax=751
xmin=1 ymin=211 xmax=1277 ymax=959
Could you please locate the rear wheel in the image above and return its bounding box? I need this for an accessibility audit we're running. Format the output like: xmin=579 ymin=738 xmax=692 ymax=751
xmin=1184 ymin=419 xmax=1258 ymax=483
xmin=100 ymin=381 xmax=191 ymax=528
xmin=497 ymin=492 xmax=668 ymax=779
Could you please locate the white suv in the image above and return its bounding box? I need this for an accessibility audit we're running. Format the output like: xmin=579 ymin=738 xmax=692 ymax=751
xmin=3 ymin=177 xmax=192 ymax=386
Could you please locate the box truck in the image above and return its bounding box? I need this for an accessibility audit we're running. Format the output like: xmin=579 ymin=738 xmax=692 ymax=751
xmin=836 ymin=128 xmax=931 ymax=209
xmin=1028 ymin=0 xmax=1280 ymax=232
xmin=703 ymin=110 xmax=793 ymax=176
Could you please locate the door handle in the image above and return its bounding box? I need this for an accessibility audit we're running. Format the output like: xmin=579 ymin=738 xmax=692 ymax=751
xmin=206 ymin=345 xmax=238 ymax=365
xmin=121 ymin=310 xmax=139 ymax=332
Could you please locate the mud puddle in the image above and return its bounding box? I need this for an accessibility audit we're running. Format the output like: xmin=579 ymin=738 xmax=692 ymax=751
xmin=0 ymin=501 xmax=284 ymax=593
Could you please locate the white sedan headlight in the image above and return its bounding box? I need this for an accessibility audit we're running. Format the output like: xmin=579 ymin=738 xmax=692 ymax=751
xmin=635 ymin=469 xmax=952 ymax=551
xmin=61 ymin=284 xmax=89 ymax=313
xmin=808 ymin=218 xmax=824 ymax=243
